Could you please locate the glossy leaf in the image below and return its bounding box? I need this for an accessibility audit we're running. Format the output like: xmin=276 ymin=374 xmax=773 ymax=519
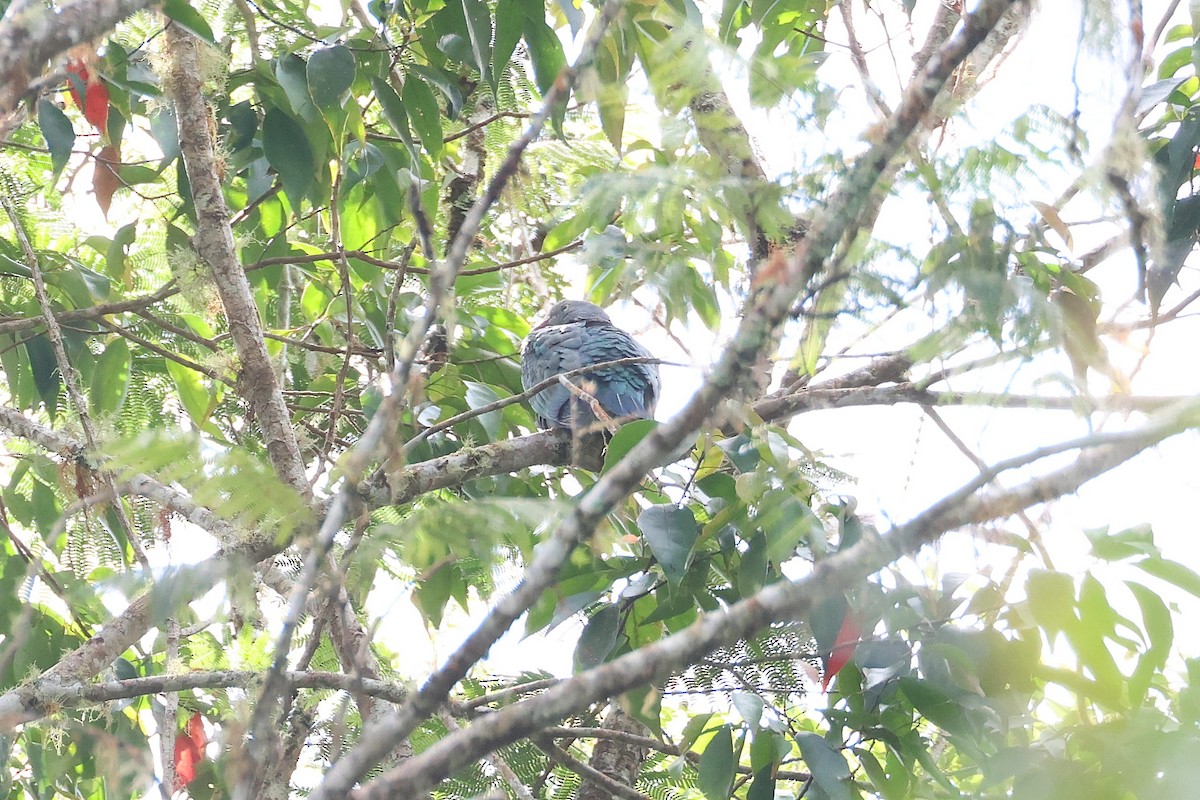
xmin=602 ymin=418 xmax=658 ymax=473
xmin=460 ymin=0 xmax=495 ymax=96
xmin=38 ymin=99 xmax=75 ymax=176
xmin=263 ymin=108 xmax=315 ymax=209
xmin=402 ymin=74 xmax=444 ymax=159
xmin=165 ymin=359 xmax=212 ymax=427
xmin=307 ymin=45 xmax=356 ymax=110
xmin=163 ymin=0 xmax=216 ymax=43
xmin=574 ymin=603 xmax=620 ymax=671
xmin=638 ymin=505 xmax=699 ymax=586
xmin=796 ymin=733 xmax=852 ymax=800
xmin=25 ymin=335 xmax=61 ymax=418
xmin=697 ymin=725 xmax=735 ymax=800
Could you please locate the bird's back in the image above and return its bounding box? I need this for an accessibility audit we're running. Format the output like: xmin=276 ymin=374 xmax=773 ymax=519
xmin=522 ymin=319 xmax=659 ymax=431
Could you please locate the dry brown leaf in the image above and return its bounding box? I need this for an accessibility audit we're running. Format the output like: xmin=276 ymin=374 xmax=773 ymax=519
xmin=93 ymin=144 xmax=121 ymax=217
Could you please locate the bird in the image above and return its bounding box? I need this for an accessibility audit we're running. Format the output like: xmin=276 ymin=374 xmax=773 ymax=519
xmin=521 ymin=300 xmax=660 ymax=433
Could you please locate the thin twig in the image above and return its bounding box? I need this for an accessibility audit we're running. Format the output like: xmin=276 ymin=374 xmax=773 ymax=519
xmin=0 ymin=191 xmax=150 ymax=570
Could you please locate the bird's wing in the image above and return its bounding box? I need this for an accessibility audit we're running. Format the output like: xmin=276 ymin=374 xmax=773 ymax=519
xmin=521 ymin=322 xmax=592 ymax=427
xmin=573 ymin=323 xmax=659 ymax=419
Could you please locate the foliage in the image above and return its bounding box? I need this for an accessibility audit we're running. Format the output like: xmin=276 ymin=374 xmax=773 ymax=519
xmin=0 ymin=0 xmax=1199 ymax=799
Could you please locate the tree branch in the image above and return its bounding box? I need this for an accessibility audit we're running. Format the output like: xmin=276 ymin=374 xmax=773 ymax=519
xmin=313 ymin=2 xmax=1023 ymax=795
xmin=164 ymin=22 xmax=308 ymax=495
xmin=0 ymin=0 xmax=160 ymax=114
xmin=350 ymin=394 xmax=1198 ymax=797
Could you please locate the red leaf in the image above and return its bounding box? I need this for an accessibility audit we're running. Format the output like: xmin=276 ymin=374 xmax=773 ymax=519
xmin=820 ymin=613 xmax=861 ymax=692
xmin=65 ymin=59 xmax=110 ymax=133
xmin=173 ymin=711 xmax=207 ymax=790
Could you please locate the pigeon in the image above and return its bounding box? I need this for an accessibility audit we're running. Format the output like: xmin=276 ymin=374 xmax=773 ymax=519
xmin=521 ymin=300 xmax=660 ymax=432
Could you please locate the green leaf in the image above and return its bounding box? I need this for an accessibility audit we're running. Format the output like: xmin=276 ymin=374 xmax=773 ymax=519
xmin=91 ymin=338 xmax=131 ymax=416
xmin=898 ymin=677 xmax=971 ymax=737
xmin=460 ymin=0 xmax=495 ymax=96
xmin=492 ymin=0 xmax=523 ymax=85
xmin=276 ymin=54 xmax=318 ymax=123
xmin=737 ymin=532 xmax=767 ymax=598
xmin=307 ymin=45 xmax=356 ymax=110
xmin=796 ymin=733 xmax=852 ymax=800
xmin=1135 ymin=556 xmax=1200 ymax=600
xmin=602 ymin=419 xmax=658 ymax=473
xmin=732 ymin=691 xmax=764 ymax=728
xmin=225 ymin=99 xmax=258 ymax=151
xmin=262 ymin=108 xmax=315 ymax=210
xmin=1127 ymin=581 xmax=1173 ymax=707
xmin=165 ymin=359 xmax=212 ymax=427
xmin=747 ymin=768 xmax=775 ymax=800
xmin=856 ymin=748 xmax=909 ymax=800
xmin=574 ymin=603 xmax=620 ymax=672
xmin=698 ymin=725 xmax=734 ymax=800
xmin=25 ymin=335 xmax=61 ymax=419
xmin=1085 ymin=524 xmax=1159 ymax=561
xmin=163 ymin=0 xmax=215 ymax=43
xmin=1025 ymin=569 xmax=1077 ymax=637
xmin=463 ymin=381 xmax=503 ymax=440
xmin=680 ymin=712 xmax=714 ymax=753
xmin=759 ymin=493 xmax=819 ymax=564
xmin=638 ymin=505 xmax=698 ymax=586
xmin=403 ymin=74 xmax=443 ymax=159
xmin=523 ymin=13 xmax=567 ymax=95
xmin=371 ymin=77 xmax=417 ymax=153
xmin=37 ymin=99 xmax=75 ymax=176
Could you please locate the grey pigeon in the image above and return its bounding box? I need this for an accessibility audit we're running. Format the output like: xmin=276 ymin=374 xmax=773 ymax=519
xmin=521 ymin=300 xmax=660 ymax=432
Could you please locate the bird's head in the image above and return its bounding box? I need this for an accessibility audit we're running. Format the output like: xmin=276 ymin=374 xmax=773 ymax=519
xmin=535 ymin=300 xmax=613 ymax=329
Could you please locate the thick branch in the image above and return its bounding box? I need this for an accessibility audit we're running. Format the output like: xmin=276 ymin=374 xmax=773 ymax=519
xmin=164 ymin=22 xmax=307 ymax=494
xmin=314 ymin=1 xmax=1024 ymax=796
xmin=2 ymin=669 xmax=409 ymax=718
xmin=352 ymin=396 xmax=1197 ymax=797
xmin=0 ymin=0 xmax=159 ymax=113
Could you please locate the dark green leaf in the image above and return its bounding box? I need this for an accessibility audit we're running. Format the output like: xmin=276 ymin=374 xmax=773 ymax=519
xmin=25 ymin=335 xmax=60 ymax=418
xmin=796 ymin=733 xmax=852 ymax=800
xmin=37 ymin=100 xmax=75 ymax=176
xmin=307 ymin=45 xmax=356 ymax=109
xmin=680 ymin=712 xmax=714 ymax=752
xmin=574 ymin=603 xmax=620 ymax=672
xmin=460 ymin=0 xmax=494 ymax=96
xmin=149 ymin=107 xmax=180 ymax=163
xmin=698 ymin=725 xmax=734 ymax=800
xmin=91 ymin=338 xmax=131 ymax=416
xmin=163 ymin=0 xmax=215 ymax=43
xmin=276 ymin=54 xmax=318 ymax=123
xmin=225 ymin=100 xmax=258 ymax=151
xmin=638 ymin=505 xmax=698 ymax=586
xmin=523 ymin=13 xmax=567 ymax=95
xmin=370 ymin=76 xmax=417 ymax=153
xmin=262 ymin=108 xmax=315 ymax=209
xmin=492 ymin=0 xmax=523 ymax=85
xmin=402 ymin=74 xmax=443 ymax=159
xmin=747 ymin=769 xmax=775 ymax=800
xmin=898 ymin=677 xmax=972 ymax=737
